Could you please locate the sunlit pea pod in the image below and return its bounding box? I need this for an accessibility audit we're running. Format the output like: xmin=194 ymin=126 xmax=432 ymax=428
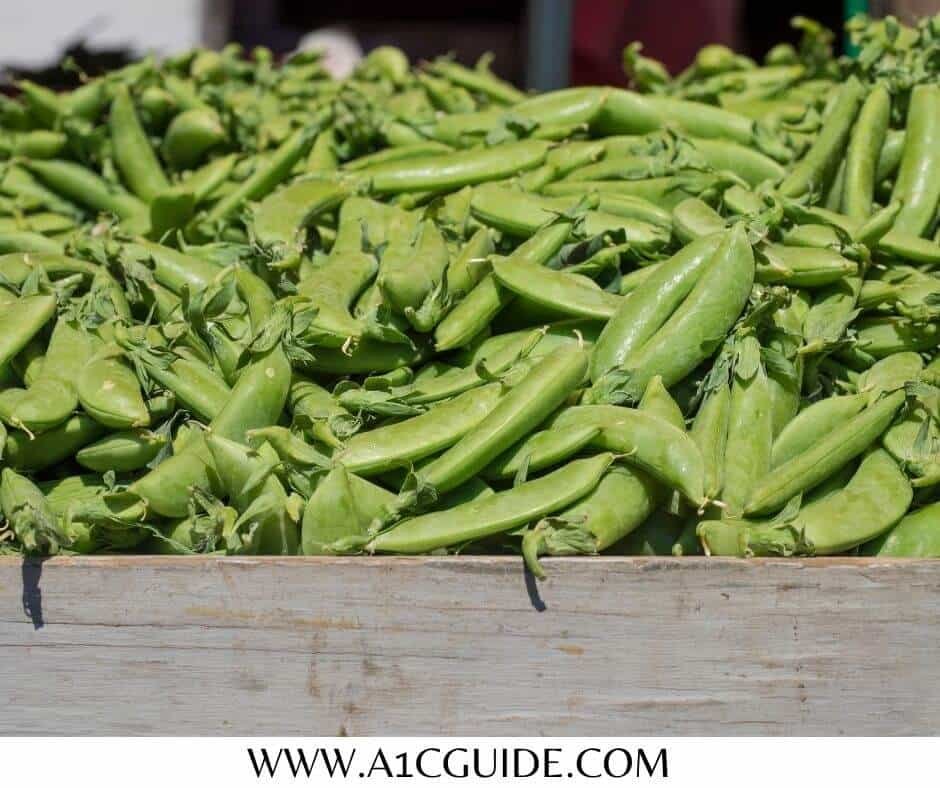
xmin=547 ymin=404 xmax=707 ymax=507
xmin=1 ymin=467 xmax=67 ymax=555
xmin=860 ymin=501 xmax=940 ymax=557
xmin=0 ymin=213 xmax=77 ymax=236
xmin=77 ymin=355 xmax=151 ymax=429
xmin=378 ymin=220 xmax=450 ymax=316
xmin=746 ymin=389 xmax=906 ymax=517
xmin=0 ymin=293 xmax=56 ymax=369
xmin=855 ymin=352 xmax=924 ymax=404
xmin=162 ymin=108 xmax=227 ymax=171
xmin=690 ymin=380 xmax=731 ymax=502
xmin=891 ymin=84 xmax=940 ymax=238
xmin=771 ymin=393 xmax=869 ymax=469
xmin=542 ymin=173 xmax=736 ymax=211
xmin=4 ymin=413 xmax=106 ymax=472
xmin=0 ymin=319 xmax=92 ymax=434
xmin=334 ymin=383 xmax=505 ymax=476
xmin=522 ymin=463 xmax=662 ymax=578
xmin=367 ymin=453 xmax=614 ymax=555
xmin=850 ymin=317 xmax=940 ymax=360
xmin=250 ymin=176 xmax=349 ymax=261
xmin=23 ymin=158 xmax=147 ymax=221
xmin=301 ymin=464 xmax=398 ymax=556
xmin=0 ymin=231 xmax=64 ymax=255
xmin=589 ymin=233 xmax=722 ymax=383
xmin=755 ymin=244 xmax=858 ymax=288
xmin=701 ymin=449 xmax=911 ymax=556
xmin=135 ymin=355 xmax=231 ymax=423
xmin=207 ymin=434 xmax=298 ymax=556
xmin=482 ymin=424 xmax=601 ymax=481
xmin=491 ymin=256 xmax=624 ymax=321
xmin=109 ymin=84 xmax=170 ymax=202
xmin=416 ymin=347 xmax=588 ymax=497
xmin=75 ymin=429 xmax=167 ymax=473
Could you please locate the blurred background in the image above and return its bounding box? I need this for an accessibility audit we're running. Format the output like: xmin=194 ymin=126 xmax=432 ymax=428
xmin=1 ymin=0 xmax=937 ymax=91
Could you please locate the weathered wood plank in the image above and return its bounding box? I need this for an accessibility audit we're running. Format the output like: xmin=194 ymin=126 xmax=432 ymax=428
xmin=1 ymin=556 xmax=939 ymax=735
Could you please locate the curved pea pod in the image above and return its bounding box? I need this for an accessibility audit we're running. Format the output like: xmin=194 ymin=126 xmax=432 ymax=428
xmin=294 ymin=250 xmax=378 ymax=348
xmin=301 ymin=466 xmax=397 ymax=555
xmin=24 ymin=159 xmax=146 ymax=221
xmin=211 ymin=343 xmax=292 ymax=443
xmin=162 ymin=108 xmax=227 ymax=170
xmin=881 ymin=400 xmax=939 ymax=472
xmin=76 ymin=429 xmax=166 ymax=472
xmin=861 ymin=501 xmax=940 ymax=557
xmin=0 ymin=319 xmax=91 ymax=434
xmin=251 ymin=176 xmax=348 ymax=261
xmin=746 ymin=389 xmax=906 ymax=517
xmin=128 ymin=433 xmax=218 ymax=519
xmin=378 ymin=220 xmax=450 ymax=316
xmin=360 ymin=139 xmax=550 ymax=195
xmin=851 ymin=318 xmax=940 ymax=361
xmin=77 ymin=356 xmax=150 ymax=429
xmin=771 ymin=394 xmax=868 ymax=468
xmin=245 ymin=426 xmax=331 ymax=498
xmin=841 ymin=84 xmax=890 ymax=221
xmin=548 ymin=404 xmax=707 ymax=507
xmin=427 ymin=56 xmax=525 ymax=105
xmin=687 ymin=137 xmax=786 ymax=185
xmin=0 ymin=164 xmax=82 ymax=219
xmin=691 ymin=381 xmax=731 ymax=500
xmin=483 ymin=424 xmax=601 ymax=481
xmin=5 ymin=413 xmax=106 ymax=471
xmin=755 ymin=244 xmax=858 ymax=288
xmin=523 ymin=464 xmax=660 ymax=577
xmin=121 ymin=239 xmax=221 ymax=296
xmin=109 ymin=84 xmax=170 ymax=202
xmin=891 ymin=84 xmax=940 ymax=238
xmin=705 ymin=449 xmax=911 ymax=556
xmin=418 ymin=347 xmax=588 ymax=496
xmin=0 ymin=212 xmax=77 ymax=235
xmin=369 ymin=453 xmax=613 ymax=554
xmin=672 ymin=197 xmax=724 ymax=243
xmin=856 ymin=352 xmax=924 ymax=403
xmin=148 ymin=186 xmax=196 ymax=240
xmin=1 ymin=468 xmax=67 ymax=555
xmin=0 ymin=293 xmax=56 ymax=369
xmin=207 ymin=435 xmax=298 ymax=555
xmin=637 ymin=374 xmax=685 ymax=430
xmin=778 ymin=77 xmax=865 ymax=198
xmin=335 ymin=384 xmax=504 ymax=476
xmin=593 ymin=225 xmax=754 ymax=402
xmin=300 ymin=338 xmax=429 ymax=376
xmin=589 ymin=233 xmax=722 ymax=382
xmin=491 ymin=257 xmax=624 ymax=321
xmin=612 ymin=509 xmax=685 ymax=556
xmin=135 ymin=354 xmax=231 ymax=422
xmin=0 ymin=231 xmax=64 ymax=254
xmin=289 ymin=375 xmax=357 ymax=447
xmin=721 ymin=337 xmax=774 ymax=516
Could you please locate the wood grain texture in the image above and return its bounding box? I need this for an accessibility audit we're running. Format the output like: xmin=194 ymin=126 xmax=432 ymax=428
xmin=1 ymin=555 xmax=939 ymax=735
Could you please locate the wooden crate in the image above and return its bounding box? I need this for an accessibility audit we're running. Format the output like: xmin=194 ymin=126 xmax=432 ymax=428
xmin=1 ymin=555 xmax=938 ymax=735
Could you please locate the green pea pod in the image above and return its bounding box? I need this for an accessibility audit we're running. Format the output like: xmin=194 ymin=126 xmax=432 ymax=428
xmin=705 ymin=449 xmax=911 ymax=556
xmin=302 ymin=465 xmax=397 ymax=555
xmin=771 ymin=393 xmax=868 ymax=468
xmin=77 ymin=356 xmax=150 ymax=429
xmin=205 ymin=435 xmax=298 ymax=555
xmin=0 ymin=231 xmax=64 ymax=255
xmin=747 ymin=390 xmax=905 ymax=517
xmin=721 ymin=336 xmax=773 ymax=516
xmin=841 ymin=84 xmax=890 ymax=221
xmin=778 ymin=77 xmax=865 ymax=199
xmin=0 ymin=294 xmax=56 ymax=368
xmin=76 ymin=429 xmax=166 ymax=472
xmin=4 ymin=413 xmax=106 ymax=471
xmin=755 ymin=244 xmax=858 ymax=288
xmin=162 ymin=108 xmax=227 ymax=170
xmin=856 ymin=352 xmax=924 ymax=403
xmin=548 ymin=404 xmax=706 ymax=507
xmin=361 ymin=140 xmax=550 ymax=194
xmin=109 ymin=85 xmax=170 ymax=201
xmin=24 ymin=159 xmax=146 ymax=220
xmin=590 ymin=233 xmax=722 ymax=382
xmin=251 ymin=176 xmax=348 ymax=260
xmin=852 ymin=317 xmax=940 ymax=360
xmin=691 ymin=380 xmax=731 ymax=500
xmin=0 ymin=319 xmax=91 ymax=433
xmin=419 ymin=347 xmax=588 ymax=496
xmin=427 ymin=57 xmax=526 ymax=105
xmin=891 ymin=84 xmax=940 ymax=238
xmin=1 ymin=468 xmax=67 ymax=555
xmin=300 ymin=338 xmax=428 ymax=376
xmin=637 ymin=374 xmax=686 ymax=430
xmin=483 ymin=424 xmax=601 ymax=481
xmin=379 ymin=220 xmax=450 ymax=316
xmin=134 ymin=354 xmax=231 ymax=422
xmin=523 ymin=464 xmax=660 ymax=577
xmin=672 ymin=197 xmax=725 ymax=243
xmin=370 ymin=453 xmax=614 ymax=554
xmin=0 ymin=164 xmax=83 ymax=218
xmin=336 ymin=383 xmax=505 ymax=475
xmin=861 ymin=501 xmax=940 ymax=557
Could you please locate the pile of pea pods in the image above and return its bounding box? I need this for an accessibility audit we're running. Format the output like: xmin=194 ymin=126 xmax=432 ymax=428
xmin=1 ymin=15 xmax=939 ymax=570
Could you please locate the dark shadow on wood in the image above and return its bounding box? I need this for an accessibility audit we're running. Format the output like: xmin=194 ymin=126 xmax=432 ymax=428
xmin=21 ymin=557 xmax=45 ymax=630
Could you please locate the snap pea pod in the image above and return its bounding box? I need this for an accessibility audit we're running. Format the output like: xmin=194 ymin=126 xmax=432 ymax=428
xmin=369 ymin=453 xmax=613 ymax=554
xmin=24 ymin=159 xmax=147 ymax=220
xmin=251 ymin=176 xmax=348 ymax=259
xmin=755 ymin=244 xmax=858 ymax=287
xmin=778 ymin=77 xmax=865 ymax=198
xmin=427 ymin=57 xmax=526 ymax=105
xmin=1 ymin=468 xmax=67 ymax=554
xmin=335 ymin=383 xmax=504 ymax=475
xmin=0 ymin=294 xmax=56 ymax=368
xmin=76 ymin=429 xmax=166 ymax=472
xmin=841 ymin=84 xmax=890 ymax=221
xmin=861 ymin=502 xmax=940 ymax=557
xmin=547 ymin=404 xmax=707 ymax=506
xmin=746 ymin=389 xmax=905 ymax=516
xmin=360 ymin=140 xmax=550 ymax=195
xmin=891 ymin=84 xmax=940 ymax=238
xmin=0 ymin=164 xmax=83 ymax=218
xmin=4 ymin=413 xmax=106 ymax=471
xmin=77 ymin=355 xmax=150 ymax=429
xmin=416 ymin=347 xmax=588 ymax=496
xmin=589 ymin=233 xmax=723 ymax=382
xmin=690 ymin=379 xmax=731 ymax=500
xmin=483 ymin=424 xmax=601 ymax=481
xmin=0 ymin=231 xmax=65 ymax=254
xmin=109 ymin=85 xmax=170 ymax=202
xmin=162 ymin=108 xmax=227 ymax=170
xmin=702 ymin=449 xmax=911 ymax=556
